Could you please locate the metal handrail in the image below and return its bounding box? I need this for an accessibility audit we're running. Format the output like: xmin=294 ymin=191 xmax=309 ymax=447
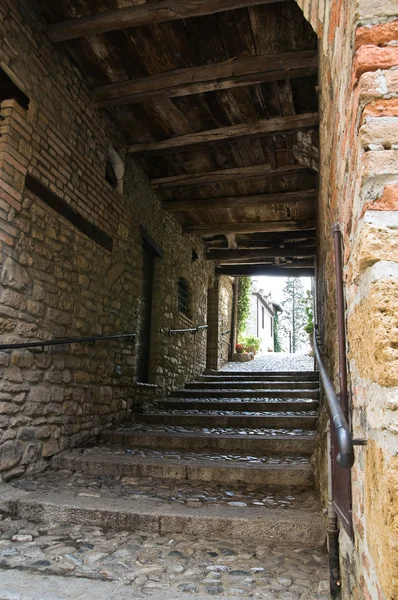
xmin=220 ymin=329 xmax=231 ymax=336
xmin=167 ymin=324 xmax=208 ymax=336
xmin=313 ymin=333 xmax=354 ymax=469
xmin=0 ymin=332 xmax=136 ymax=351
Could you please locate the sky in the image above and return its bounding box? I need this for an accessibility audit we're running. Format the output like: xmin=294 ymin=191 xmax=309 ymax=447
xmin=252 ymin=276 xmax=313 ymax=304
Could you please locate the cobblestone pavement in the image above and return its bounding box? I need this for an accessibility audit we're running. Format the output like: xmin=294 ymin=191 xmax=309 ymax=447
xmin=224 ymin=355 xmax=314 ymax=373
xmin=95 ymin=445 xmax=312 ymax=464
xmin=11 ymin=470 xmax=320 ymax=511
xmin=116 ymin=424 xmax=316 ymax=437
xmin=142 ymin=409 xmax=318 ymax=416
xmin=0 ymin=515 xmax=329 ymax=599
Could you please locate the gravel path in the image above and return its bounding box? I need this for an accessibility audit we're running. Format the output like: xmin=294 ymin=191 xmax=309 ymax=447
xmin=224 ymin=354 xmax=315 ymax=372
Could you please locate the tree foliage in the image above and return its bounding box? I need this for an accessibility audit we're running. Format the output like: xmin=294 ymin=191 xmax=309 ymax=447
xmin=237 ymin=276 xmax=251 ymax=338
xmin=273 ymin=311 xmax=282 ymax=352
xmin=279 ymin=278 xmax=307 ymax=352
xmin=302 ymin=289 xmax=314 ymax=335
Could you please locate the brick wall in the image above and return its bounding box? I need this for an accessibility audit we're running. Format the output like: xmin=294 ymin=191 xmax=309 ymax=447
xmin=296 ymin=1 xmax=398 ymax=598
xmin=0 ymin=0 xmax=216 ymax=480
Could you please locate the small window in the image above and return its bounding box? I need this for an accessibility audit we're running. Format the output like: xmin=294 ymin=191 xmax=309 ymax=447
xmin=178 ymin=277 xmax=190 ymax=316
xmin=105 ymin=147 xmax=124 ymax=193
xmin=270 ymin=316 xmax=273 ymax=336
xmin=261 ymin=306 xmax=265 ymax=329
xmin=0 ymin=66 xmax=30 ymax=110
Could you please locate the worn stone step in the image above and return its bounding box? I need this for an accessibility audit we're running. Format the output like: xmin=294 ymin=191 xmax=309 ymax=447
xmin=171 ymin=388 xmax=320 ymax=399
xmin=159 ymin=399 xmax=319 ymax=411
xmin=102 ymin=427 xmax=315 ymax=455
xmin=204 ymin=370 xmax=318 ymax=379
xmin=2 ymin=480 xmax=325 ymax=547
xmin=134 ymin=412 xmax=318 ymax=429
xmin=52 ymin=447 xmax=315 ymax=487
xmin=187 ymin=380 xmax=319 ymax=390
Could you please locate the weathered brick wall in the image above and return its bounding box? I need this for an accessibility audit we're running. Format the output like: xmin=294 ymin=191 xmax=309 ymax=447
xmin=296 ymin=1 xmax=398 ymax=598
xmin=0 ymin=0 xmax=215 ymax=480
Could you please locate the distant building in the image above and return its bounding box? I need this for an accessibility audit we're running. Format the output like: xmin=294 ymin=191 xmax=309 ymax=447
xmin=245 ymin=281 xmax=282 ymax=353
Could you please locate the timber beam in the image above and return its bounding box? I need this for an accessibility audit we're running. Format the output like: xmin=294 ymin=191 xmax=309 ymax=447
xmin=207 ymin=247 xmax=316 ymax=260
xmin=184 ymin=219 xmax=316 ymax=235
xmin=48 ymin=0 xmax=286 ymax=42
xmin=128 ymin=113 xmax=319 ymax=156
xmin=94 ymin=51 xmax=317 ymax=107
xmin=163 ymin=189 xmax=317 ymax=212
xmin=216 ymin=266 xmax=315 ymax=276
xmin=152 ymin=164 xmax=311 ymax=190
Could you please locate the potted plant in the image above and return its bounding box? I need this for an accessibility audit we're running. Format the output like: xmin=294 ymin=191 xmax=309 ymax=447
xmin=235 ymin=343 xmax=244 ymax=354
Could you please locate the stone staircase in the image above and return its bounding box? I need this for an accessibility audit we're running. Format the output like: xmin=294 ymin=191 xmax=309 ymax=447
xmin=1 ymin=369 xmax=325 ymax=549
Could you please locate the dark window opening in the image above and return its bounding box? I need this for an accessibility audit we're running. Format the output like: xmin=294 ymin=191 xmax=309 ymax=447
xmin=270 ymin=316 xmax=273 ymax=336
xmin=0 ymin=68 xmax=30 ymax=110
xmin=178 ymin=278 xmax=190 ymax=316
xmin=261 ymin=306 xmax=265 ymax=329
xmin=105 ymin=158 xmax=118 ymax=189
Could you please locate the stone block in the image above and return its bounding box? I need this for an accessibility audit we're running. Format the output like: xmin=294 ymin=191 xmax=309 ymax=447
xmin=0 ymin=439 xmax=23 ymax=471
xmin=41 ymin=439 xmax=60 ymax=457
xmin=11 ymin=350 xmax=34 ymax=368
xmin=1 ymin=256 xmax=32 ymax=293
xmin=348 ymin=276 xmax=398 ymax=386
xmin=352 ymin=223 xmax=398 ymax=281
xmin=27 ymin=387 xmax=51 ymax=404
xmin=365 ymin=441 xmax=398 ymax=600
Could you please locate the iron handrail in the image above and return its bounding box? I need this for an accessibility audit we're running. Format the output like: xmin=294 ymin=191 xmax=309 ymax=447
xmin=220 ymin=329 xmax=231 ymax=336
xmin=167 ymin=324 xmax=208 ymax=336
xmin=313 ymin=333 xmax=354 ymax=469
xmin=0 ymin=332 xmax=136 ymax=351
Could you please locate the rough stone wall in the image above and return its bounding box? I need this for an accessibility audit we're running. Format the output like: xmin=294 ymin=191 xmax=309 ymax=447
xmin=0 ymin=0 xmax=215 ymax=481
xmin=296 ymin=1 xmax=398 ymax=598
xmin=206 ymin=276 xmax=234 ymax=370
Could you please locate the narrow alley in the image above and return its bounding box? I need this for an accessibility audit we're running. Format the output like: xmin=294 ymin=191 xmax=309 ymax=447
xmin=0 ymin=0 xmax=397 ymax=599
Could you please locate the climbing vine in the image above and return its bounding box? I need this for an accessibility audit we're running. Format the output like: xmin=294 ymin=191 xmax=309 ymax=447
xmin=237 ymin=276 xmax=251 ymax=338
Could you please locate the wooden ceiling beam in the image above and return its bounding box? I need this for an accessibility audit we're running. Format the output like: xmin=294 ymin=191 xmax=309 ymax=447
xmin=152 ymin=164 xmax=310 ymax=190
xmin=216 ymin=266 xmax=314 ymax=276
xmin=128 ymin=113 xmax=318 ymax=156
xmin=163 ymin=189 xmax=317 ymax=212
xmin=94 ymin=51 xmax=317 ymax=107
xmin=207 ymin=247 xmax=316 ymax=260
xmin=184 ymin=219 xmax=315 ymax=235
xmin=217 ymin=259 xmax=314 ymax=268
xmin=48 ymin=0 xmax=286 ymax=43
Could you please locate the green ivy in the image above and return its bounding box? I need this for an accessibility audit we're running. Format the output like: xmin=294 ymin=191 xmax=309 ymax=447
xmin=237 ymin=276 xmax=251 ymax=338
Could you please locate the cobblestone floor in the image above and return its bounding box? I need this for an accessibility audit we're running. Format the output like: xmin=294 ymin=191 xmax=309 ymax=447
xmin=141 ymin=410 xmax=318 ymax=416
xmin=117 ymin=424 xmax=315 ymax=437
xmin=224 ymin=355 xmax=314 ymax=373
xmin=96 ymin=445 xmax=312 ymax=465
xmin=0 ymin=515 xmax=329 ymax=599
xmin=11 ymin=471 xmax=320 ymax=511
xmin=156 ymin=399 xmax=317 ymax=404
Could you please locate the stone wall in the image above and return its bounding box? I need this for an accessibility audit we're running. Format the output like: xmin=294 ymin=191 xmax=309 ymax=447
xmin=206 ymin=276 xmax=234 ymax=371
xmin=0 ymin=0 xmax=215 ymax=480
xmin=296 ymin=1 xmax=398 ymax=598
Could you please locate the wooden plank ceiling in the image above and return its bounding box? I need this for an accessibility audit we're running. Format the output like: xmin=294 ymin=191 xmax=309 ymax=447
xmin=38 ymin=0 xmax=319 ymax=277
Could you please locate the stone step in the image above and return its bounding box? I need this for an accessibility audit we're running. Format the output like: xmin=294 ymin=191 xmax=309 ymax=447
xmin=171 ymin=389 xmax=320 ymax=399
xmin=51 ymin=446 xmax=315 ymax=487
xmin=205 ymin=370 xmax=318 ymax=379
xmin=2 ymin=476 xmax=325 ymax=547
xmin=102 ymin=426 xmax=315 ymax=455
xmin=159 ymin=399 xmax=319 ymax=412
xmin=187 ymin=381 xmax=320 ymax=390
xmin=134 ymin=413 xmax=318 ymax=430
